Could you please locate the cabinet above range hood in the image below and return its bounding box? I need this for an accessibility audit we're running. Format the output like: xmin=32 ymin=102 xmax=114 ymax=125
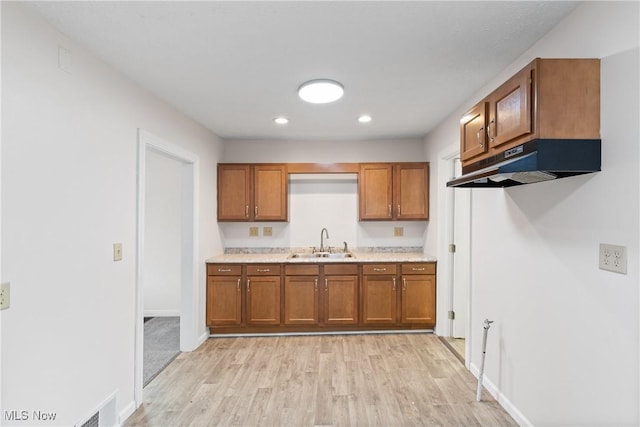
xmin=447 ymin=138 xmax=601 ymax=188
xmin=448 ymin=58 xmax=601 ymax=189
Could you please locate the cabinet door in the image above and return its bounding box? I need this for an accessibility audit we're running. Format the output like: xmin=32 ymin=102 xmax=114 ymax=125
xmin=284 ymin=276 xmax=318 ymax=325
xmin=362 ymin=275 xmax=397 ymax=324
xmin=217 ymin=164 xmax=251 ymax=221
xmin=207 ymin=276 xmax=242 ymax=326
xmin=488 ymin=65 xmax=532 ymax=149
xmin=460 ymin=102 xmax=488 ymax=161
xmin=246 ymin=276 xmax=281 ymax=325
xmin=359 ymin=163 xmax=393 ymax=220
xmin=400 ymin=275 xmax=435 ymax=325
xmin=253 ymin=164 xmax=287 ymax=221
xmin=394 ymin=163 xmax=429 ymax=220
xmin=324 ymin=275 xmax=358 ymax=325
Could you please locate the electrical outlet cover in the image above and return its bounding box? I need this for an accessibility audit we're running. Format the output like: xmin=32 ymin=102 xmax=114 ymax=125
xmin=599 ymin=243 xmax=627 ymax=274
xmin=0 ymin=282 xmax=10 ymax=310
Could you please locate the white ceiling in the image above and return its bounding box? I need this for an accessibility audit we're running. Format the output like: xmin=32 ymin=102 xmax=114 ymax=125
xmin=26 ymin=1 xmax=580 ymax=141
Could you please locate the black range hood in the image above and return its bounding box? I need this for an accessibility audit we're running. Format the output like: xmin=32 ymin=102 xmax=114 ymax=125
xmin=447 ymin=139 xmax=601 ymax=188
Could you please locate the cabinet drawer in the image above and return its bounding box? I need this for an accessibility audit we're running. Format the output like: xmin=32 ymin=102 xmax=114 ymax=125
xmin=285 ymin=264 xmax=320 ymax=276
xmin=207 ymin=264 xmax=242 ymax=276
xmin=247 ymin=265 xmax=281 ymax=276
xmin=324 ymin=264 xmax=358 ymax=275
xmin=401 ymin=263 xmax=436 ymax=275
xmin=362 ymin=264 xmax=397 ymax=275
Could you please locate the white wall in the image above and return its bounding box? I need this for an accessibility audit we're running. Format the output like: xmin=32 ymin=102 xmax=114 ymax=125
xmin=221 ymin=138 xmax=429 ymax=251
xmin=143 ymin=150 xmax=182 ymax=316
xmin=424 ymin=2 xmax=639 ymax=425
xmin=1 ymin=3 xmax=223 ymax=425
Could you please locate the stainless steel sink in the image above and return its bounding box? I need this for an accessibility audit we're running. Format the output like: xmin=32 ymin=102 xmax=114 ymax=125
xmin=288 ymin=252 xmax=354 ymax=259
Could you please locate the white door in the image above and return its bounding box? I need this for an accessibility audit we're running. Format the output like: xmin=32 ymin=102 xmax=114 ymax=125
xmin=452 ymin=158 xmax=471 ymax=338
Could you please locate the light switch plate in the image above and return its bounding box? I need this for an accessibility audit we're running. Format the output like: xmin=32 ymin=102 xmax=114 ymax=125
xmin=263 ymin=227 xmax=273 ymax=236
xmin=599 ymin=243 xmax=627 ymax=274
xmin=394 ymin=227 xmax=404 ymax=237
xmin=113 ymin=243 xmax=123 ymax=262
xmin=249 ymin=227 xmax=259 ymax=237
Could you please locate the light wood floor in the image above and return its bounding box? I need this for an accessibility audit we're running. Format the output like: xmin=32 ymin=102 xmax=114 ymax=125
xmin=442 ymin=337 xmax=466 ymax=362
xmin=125 ymin=333 xmax=516 ymax=427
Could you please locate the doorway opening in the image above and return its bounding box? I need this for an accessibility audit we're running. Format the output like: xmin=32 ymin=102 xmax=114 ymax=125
xmin=135 ymin=129 xmax=200 ymax=407
xmin=142 ymin=149 xmax=183 ymax=385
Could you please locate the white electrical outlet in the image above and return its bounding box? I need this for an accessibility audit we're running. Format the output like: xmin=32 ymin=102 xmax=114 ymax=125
xmin=0 ymin=282 xmax=10 ymax=310
xmin=599 ymin=244 xmax=627 ymax=274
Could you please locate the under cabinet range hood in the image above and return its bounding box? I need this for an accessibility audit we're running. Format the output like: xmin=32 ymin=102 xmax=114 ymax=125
xmin=447 ymin=139 xmax=601 ymax=188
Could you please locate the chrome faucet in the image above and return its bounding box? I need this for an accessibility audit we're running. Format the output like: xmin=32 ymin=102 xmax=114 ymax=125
xmin=319 ymin=228 xmax=329 ymax=252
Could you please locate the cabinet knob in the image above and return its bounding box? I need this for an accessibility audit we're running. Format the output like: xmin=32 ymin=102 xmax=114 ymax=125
xmin=392 ymin=277 xmax=396 ymax=291
xmin=256 ymin=268 xmax=270 ymax=272
xmin=402 ymin=277 xmax=406 ymax=291
xmin=237 ymin=278 xmax=240 ymax=292
xmin=314 ymin=278 xmax=318 ymax=292
xmin=397 ymin=204 xmax=401 ymax=216
xmin=373 ymin=267 xmax=386 ymax=272
xmin=255 ymin=205 xmax=258 ymax=217
xmin=218 ymin=268 xmax=231 ymax=272
xmin=247 ymin=279 xmax=251 ymax=292
xmin=325 ymin=278 xmax=328 ymax=292
xmin=477 ymin=127 xmax=485 ymax=148
xmin=388 ymin=205 xmax=392 ymax=217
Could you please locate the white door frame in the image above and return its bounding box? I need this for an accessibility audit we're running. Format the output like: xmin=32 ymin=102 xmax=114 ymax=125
xmin=437 ymin=145 xmax=473 ymax=368
xmin=134 ymin=129 xmax=200 ymax=407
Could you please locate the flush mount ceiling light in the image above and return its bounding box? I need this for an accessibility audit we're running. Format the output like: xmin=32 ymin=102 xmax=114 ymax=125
xmin=298 ymin=79 xmax=344 ymax=104
xmin=358 ymin=114 xmax=372 ymax=123
xmin=273 ymin=117 xmax=289 ymax=125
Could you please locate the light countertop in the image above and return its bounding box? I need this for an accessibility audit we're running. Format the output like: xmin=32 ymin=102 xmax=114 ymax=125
xmin=206 ymin=252 xmax=436 ymax=264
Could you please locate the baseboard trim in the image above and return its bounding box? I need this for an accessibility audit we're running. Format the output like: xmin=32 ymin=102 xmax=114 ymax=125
xmin=118 ymin=400 xmax=137 ymax=427
xmin=143 ymin=310 xmax=180 ymax=317
xmin=469 ymin=362 xmax=532 ymax=426
xmin=197 ymin=330 xmax=209 ymax=347
xmin=209 ymin=329 xmax=434 ymax=338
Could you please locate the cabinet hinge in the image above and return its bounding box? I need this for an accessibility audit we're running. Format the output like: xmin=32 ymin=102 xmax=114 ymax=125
xmin=448 ymin=310 xmax=455 ymax=320
xmin=449 ymin=244 xmax=456 ymax=253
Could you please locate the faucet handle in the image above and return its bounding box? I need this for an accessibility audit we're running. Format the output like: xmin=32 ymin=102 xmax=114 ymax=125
xmin=311 ymin=246 xmax=317 ymax=253
xmin=343 ymin=241 xmax=349 ymax=252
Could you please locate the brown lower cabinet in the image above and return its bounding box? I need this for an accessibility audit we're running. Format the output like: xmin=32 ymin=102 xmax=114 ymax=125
xmin=400 ymin=263 xmax=436 ymax=325
xmin=323 ymin=264 xmax=358 ymax=325
xmin=206 ymin=264 xmax=242 ymax=326
xmin=362 ymin=264 xmax=397 ymax=324
xmin=246 ymin=265 xmax=281 ymax=326
xmin=206 ymin=261 xmax=435 ymax=333
xmin=284 ymin=265 xmax=319 ymax=325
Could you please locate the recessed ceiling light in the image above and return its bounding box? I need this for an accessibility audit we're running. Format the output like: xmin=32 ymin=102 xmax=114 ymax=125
xmin=273 ymin=117 xmax=289 ymax=125
xmin=358 ymin=115 xmax=372 ymax=123
xmin=298 ymin=79 xmax=344 ymax=104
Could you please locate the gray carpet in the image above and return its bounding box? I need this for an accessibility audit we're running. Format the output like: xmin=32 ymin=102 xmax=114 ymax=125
xmin=144 ymin=316 xmax=180 ymax=387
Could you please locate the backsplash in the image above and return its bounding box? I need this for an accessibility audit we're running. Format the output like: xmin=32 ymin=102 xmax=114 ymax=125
xmin=224 ymin=246 xmax=424 ymax=254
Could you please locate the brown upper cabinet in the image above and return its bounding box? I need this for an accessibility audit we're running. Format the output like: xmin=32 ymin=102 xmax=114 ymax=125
xmin=218 ymin=163 xmax=288 ymax=221
xmin=359 ymin=163 xmax=429 ymax=221
xmin=460 ymin=101 xmax=489 ymax=162
xmin=460 ymin=58 xmax=600 ymax=166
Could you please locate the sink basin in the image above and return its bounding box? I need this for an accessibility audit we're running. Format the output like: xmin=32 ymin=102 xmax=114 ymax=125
xmin=322 ymin=252 xmax=355 ymax=259
xmin=288 ymin=252 xmax=354 ymax=259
